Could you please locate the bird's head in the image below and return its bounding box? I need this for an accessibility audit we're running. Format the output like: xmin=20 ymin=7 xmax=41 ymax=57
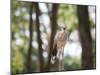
xmin=60 ymin=25 xmax=67 ymax=31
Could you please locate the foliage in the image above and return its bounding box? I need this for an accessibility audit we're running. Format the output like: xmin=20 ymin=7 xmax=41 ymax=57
xmin=12 ymin=0 xmax=96 ymax=74
xmin=64 ymin=55 xmax=81 ymax=70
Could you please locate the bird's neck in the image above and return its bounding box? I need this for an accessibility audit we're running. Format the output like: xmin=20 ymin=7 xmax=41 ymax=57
xmin=61 ymin=29 xmax=66 ymax=32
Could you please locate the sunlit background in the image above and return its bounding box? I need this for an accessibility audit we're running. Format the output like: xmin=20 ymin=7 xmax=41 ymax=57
xmin=12 ymin=0 xmax=96 ymax=74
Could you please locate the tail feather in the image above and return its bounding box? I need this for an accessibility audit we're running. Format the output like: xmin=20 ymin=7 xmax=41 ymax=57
xmin=51 ymin=44 xmax=57 ymax=64
xmin=52 ymin=44 xmax=57 ymax=56
xmin=51 ymin=56 xmax=56 ymax=64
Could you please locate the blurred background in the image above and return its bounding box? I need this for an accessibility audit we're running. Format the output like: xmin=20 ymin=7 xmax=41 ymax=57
xmin=11 ymin=0 xmax=96 ymax=75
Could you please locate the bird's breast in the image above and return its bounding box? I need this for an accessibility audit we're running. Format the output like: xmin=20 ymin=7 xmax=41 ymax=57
xmin=56 ymin=31 xmax=67 ymax=49
xmin=58 ymin=32 xmax=67 ymax=41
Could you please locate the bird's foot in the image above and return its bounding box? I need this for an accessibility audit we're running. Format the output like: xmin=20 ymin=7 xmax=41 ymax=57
xmin=51 ymin=56 xmax=56 ymax=64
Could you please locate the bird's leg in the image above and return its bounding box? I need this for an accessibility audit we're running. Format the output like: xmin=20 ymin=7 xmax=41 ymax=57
xmin=57 ymin=49 xmax=61 ymax=71
xmin=57 ymin=49 xmax=60 ymax=60
xmin=62 ymin=46 xmax=64 ymax=57
xmin=51 ymin=56 xmax=55 ymax=64
xmin=61 ymin=46 xmax=64 ymax=70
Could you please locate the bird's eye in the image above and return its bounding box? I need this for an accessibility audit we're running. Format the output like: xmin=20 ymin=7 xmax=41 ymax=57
xmin=63 ymin=28 xmax=66 ymax=30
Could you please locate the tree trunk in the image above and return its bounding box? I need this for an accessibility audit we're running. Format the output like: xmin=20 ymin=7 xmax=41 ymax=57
xmin=77 ymin=5 xmax=94 ymax=69
xmin=26 ymin=3 xmax=33 ymax=72
xmin=46 ymin=4 xmax=59 ymax=71
xmin=35 ymin=3 xmax=44 ymax=72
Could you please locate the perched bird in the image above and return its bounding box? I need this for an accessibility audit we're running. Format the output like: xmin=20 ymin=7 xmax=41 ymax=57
xmin=51 ymin=25 xmax=68 ymax=64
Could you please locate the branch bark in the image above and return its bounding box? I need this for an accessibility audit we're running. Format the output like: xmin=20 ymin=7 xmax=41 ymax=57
xmin=77 ymin=5 xmax=94 ymax=69
xmin=35 ymin=3 xmax=44 ymax=72
xmin=26 ymin=3 xmax=33 ymax=73
xmin=46 ymin=4 xmax=59 ymax=71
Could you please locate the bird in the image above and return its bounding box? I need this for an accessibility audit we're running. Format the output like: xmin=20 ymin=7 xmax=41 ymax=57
xmin=51 ymin=25 xmax=69 ymax=64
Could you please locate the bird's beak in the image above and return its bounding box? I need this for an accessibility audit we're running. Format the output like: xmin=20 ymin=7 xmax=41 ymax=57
xmin=63 ymin=28 xmax=66 ymax=30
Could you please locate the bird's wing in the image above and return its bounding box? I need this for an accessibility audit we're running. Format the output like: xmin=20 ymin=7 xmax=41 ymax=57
xmin=63 ymin=30 xmax=69 ymax=46
xmin=65 ymin=30 xmax=69 ymax=40
xmin=53 ymin=32 xmax=60 ymax=48
xmin=52 ymin=32 xmax=60 ymax=56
